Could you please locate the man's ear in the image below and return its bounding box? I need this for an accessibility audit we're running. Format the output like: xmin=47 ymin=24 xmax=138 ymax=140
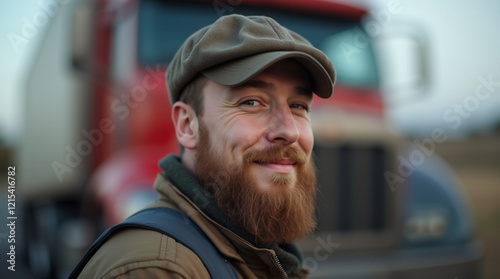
xmin=172 ymin=101 xmax=199 ymax=150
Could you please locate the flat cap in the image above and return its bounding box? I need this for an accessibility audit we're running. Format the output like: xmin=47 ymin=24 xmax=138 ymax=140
xmin=166 ymin=14 xmax=336 ymax=104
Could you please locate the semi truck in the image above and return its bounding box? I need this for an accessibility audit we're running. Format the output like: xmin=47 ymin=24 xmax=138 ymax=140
xmin=18 ymin=0 xmax=483 ymax=278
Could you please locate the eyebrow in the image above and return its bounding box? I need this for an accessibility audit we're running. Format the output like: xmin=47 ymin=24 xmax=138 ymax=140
xmin=231 ymin=79 xmax=313 ymax=97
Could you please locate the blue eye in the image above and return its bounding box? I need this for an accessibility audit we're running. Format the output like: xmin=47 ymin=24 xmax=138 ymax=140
xmin=290 ymin=103 xmax=309 ymax=111
xmin=242 ymin=100 xmax=259 ymax=106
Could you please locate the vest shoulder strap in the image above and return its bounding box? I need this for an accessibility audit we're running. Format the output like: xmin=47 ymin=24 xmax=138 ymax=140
xmin=69 ymin=207 xmax=238 ymax=279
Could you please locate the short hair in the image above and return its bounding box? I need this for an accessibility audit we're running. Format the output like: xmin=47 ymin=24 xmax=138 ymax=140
xmin=177 ymin=74 xmax=208 ymax=154
xmin=178 ymin=74 xmax=207 ymax=116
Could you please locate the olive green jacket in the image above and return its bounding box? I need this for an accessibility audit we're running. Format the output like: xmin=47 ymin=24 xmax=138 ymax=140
xmin=78 ymin=156 xmax=309 ymax=278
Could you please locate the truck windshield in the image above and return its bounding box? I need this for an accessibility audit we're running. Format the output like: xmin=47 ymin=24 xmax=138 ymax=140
xmin=139 ymin=0 xmax=379 ymax=88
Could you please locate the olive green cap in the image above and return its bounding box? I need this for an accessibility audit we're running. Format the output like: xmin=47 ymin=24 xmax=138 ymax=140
xmin=166 ymin=14 xmax=336 ymax=104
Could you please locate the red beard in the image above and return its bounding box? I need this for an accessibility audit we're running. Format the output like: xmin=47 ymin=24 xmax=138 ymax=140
xmin=194 ymin=122 xmax=317 ymax=244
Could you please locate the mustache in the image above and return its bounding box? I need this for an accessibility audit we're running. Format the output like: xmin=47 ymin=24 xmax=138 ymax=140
xmin=243 ymin=145 xmax=308 ymax=165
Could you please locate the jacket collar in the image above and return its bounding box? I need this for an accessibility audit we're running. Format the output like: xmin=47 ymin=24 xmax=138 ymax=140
xmin=157 ymin=155 xmax=304 ymax=275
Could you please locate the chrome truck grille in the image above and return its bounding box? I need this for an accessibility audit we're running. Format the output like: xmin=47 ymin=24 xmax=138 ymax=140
xmin=304 ymin=142 xmax=401 ymax=251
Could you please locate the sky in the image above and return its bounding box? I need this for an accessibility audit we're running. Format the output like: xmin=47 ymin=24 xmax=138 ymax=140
xmin=371 ymin=0 xmax=500 ymax=138
xmin=1 ymin=1 xmax=44 ymax=146
xmin=1 ymin=0 xmax=500 ymax=146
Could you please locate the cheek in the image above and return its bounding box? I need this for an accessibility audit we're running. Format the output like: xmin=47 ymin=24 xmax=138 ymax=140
xmin=212 ymin=118 xmax=264 ymax=157
xmin=298 ymin=121 xmax=314 ymax=155
xmin=228 ymin=120 xmax=263 ymax=149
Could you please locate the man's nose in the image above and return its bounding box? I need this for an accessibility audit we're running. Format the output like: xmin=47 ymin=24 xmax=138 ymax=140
xmin=266 ymin=106 xmax=300 ymax=145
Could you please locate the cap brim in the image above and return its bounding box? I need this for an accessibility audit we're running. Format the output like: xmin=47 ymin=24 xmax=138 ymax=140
xmin=201 ymin=51 xmax=335 ymax=98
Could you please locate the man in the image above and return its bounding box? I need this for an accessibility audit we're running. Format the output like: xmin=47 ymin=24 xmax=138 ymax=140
xmin=76 ymin=14 xmax=335 ymax=278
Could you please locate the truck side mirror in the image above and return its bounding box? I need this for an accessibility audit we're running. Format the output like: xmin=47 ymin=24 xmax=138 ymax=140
xmin=71 ymin=3 xmax=94 ymax=71
xmin=372 ymin=21 xmax=431 ymax=104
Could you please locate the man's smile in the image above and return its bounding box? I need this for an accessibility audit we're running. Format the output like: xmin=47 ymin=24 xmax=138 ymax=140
xmin=254 ymin=158 xmax=296 ymax=174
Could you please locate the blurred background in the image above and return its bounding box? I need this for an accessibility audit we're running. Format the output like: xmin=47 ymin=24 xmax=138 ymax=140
xmin=1 ymin=0 xmax=499 ymax=278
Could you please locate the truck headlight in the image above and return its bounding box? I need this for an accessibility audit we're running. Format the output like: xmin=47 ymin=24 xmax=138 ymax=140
xmin=404 ymin=209 xmax=448 ymax=242
xmin=120 ymin=189 xmax=159 ymax=221
xmin=402 ymin=146 xmax=476 ymax=246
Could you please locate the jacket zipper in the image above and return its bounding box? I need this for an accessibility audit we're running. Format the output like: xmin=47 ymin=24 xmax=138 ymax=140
xmin=273 ymin=254 xmax=289 ymax=279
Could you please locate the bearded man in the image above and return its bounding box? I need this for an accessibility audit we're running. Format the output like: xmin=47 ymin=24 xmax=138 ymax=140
xmin=73 ymin=14 xmax=335 ymax=279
